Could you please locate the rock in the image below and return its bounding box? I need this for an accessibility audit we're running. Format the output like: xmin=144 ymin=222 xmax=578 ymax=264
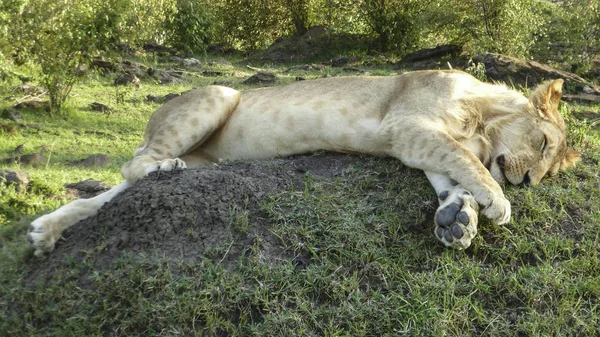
xmin=572 ymin=110 xmax=600 ymax=122
xmin=0 ymin=123 xmax=17 ymax=135
xmin=114 ymin=74 xmax=140 ymax=87
xmin=76 ymin=154 xmax=110 ymax=168
xmin=17 ymin=83 xmax=47 ymax=96
xmin=119 ymin=60 xmax=148 ymax=78
xmin=145 ymin=95 xmax=163 ymax=103
xmin=145 ymin=93 xmax=180 ymax=103
xmin=90 ymin=102 xmax=113 ymax=113
xmin=242 ymin=71 xmax=278 ymax=85
xmin=213 ymin=80 xmax=234 ymax=86
xmin=342 ymin=67 xmax=366 ymax=74
xmin=201 ymin=70 xmax=224 ymax=77
xmin=92 ymin=58 xmax=117 ymax=73
xmin=164 ymin=93 xmax=180 ymax=101
xmin=473 ymin=53 xmax=591 ymax=89
xmin=2 ymin=108 xmax=22 ymax=121
xmin=0 ymin=170 xmax=29 ymax=191
xmin=400 ymin=44 xmax=462 ymax=63
xmin=148 ymin=69 xmax=183 ymax=85
xmin=3 ymin=153 xmax=46 ymax=167
xmin=167 ymin=56 xmax=184 ymax=63
xmin=330 ymin=56 xmax=361 ymax=67
xmin=182 ymin=58 xmax=202 ymax=67
xmin=250 ymin=26 xmax=327 ymax=62
xmin=92 ymin=58 xmax=148 ymax=78
xmin=562 ymin=94 xmax=600 ymax=104
xmin=14 ymin=100 xmax=51 ymax=112
xmin=582 ymin=86 xmax=600 ymax=95
xmin=64 ymin=179 xmax=111 ymax=199
xmin=13 ymin=144 xmax=24 ymax=154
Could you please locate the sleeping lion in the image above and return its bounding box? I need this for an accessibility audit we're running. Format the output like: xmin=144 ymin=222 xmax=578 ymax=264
xmin=28 ymin=70 xmax=580 ymax=256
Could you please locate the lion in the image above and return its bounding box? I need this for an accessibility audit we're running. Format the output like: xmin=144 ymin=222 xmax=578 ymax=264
xmin=27 ymin=70 xmax=581 ymax=256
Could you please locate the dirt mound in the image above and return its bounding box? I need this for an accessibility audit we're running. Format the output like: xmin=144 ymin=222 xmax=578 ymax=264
xmin=26 ymin=154 xmax=366 ymax=283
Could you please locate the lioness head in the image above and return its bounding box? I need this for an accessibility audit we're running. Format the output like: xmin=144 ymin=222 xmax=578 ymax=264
xmin=488 ymin=79 xmax=581 ymax=185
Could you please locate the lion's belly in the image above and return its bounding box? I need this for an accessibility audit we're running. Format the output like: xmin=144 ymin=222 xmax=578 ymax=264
xmin=200 ymin=103 xmax=389 ymax=161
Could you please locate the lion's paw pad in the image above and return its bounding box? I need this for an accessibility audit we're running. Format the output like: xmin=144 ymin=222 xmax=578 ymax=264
xmin=434 ymin=188 xmax=479 ymax=250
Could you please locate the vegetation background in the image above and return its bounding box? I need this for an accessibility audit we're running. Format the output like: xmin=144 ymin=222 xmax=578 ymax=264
xmin=0 ymin=0 xmax=599 ymax=336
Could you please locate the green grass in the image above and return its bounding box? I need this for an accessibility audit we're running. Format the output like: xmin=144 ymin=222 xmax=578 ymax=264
xmin=1 ymin=55 xmax=600 ymax=336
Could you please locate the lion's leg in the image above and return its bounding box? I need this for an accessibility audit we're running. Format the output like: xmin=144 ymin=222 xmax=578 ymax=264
xmin=387 ymin=124 xmax=510 ymax=225
xmin=121 ymin=86 xmax=241 ymax=182
xmin=28 ymin=86 xmax=240 ymax=256
xmin=27 ymin=181 xmax=130 ymax=256
xmin=425 ymin=171 xmax=480 ymax=249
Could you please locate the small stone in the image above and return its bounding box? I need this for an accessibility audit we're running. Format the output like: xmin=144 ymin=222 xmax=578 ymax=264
xmin=0 ymin=170 xmax=30 ymax=191
xmin=114 ymin=74 xmax=140 ymax=87
xmin=242 ymin=71 xmax=278 ymax=85
xmin=164 ymin=93 xmax=180 ymax=102
xmin=64 ymin=179 xmax=110 ymax=198
xmin=78 ymin=154 xmax=110 ymax=168
xmin=2 ymin=108 xmax=22 ymax=121
xmin=182 ymin=58 xmax=201 ymax=67
xmin=167 ymin=56 xmax=184 ymax=63
xmin=91 ymin=102 xmax=113 ymax=113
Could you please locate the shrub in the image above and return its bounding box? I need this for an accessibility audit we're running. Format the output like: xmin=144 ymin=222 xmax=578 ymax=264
xmin=437 ymin=0 xmax=546 ymax=57
xmin=532 ymin=0 xmax=600 ymax=69
xmin=10 ymin=0 xmax=99 ymax=113
xmin=360 ymin=0 xmax=429 ymax=53
xmin=165 ymin=0 xmax=216 ymax=55
xmin=215 ymin=0 xmax=291 ymax=51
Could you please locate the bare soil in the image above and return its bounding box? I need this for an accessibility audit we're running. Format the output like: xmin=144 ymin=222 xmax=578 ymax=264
xmin=26 ymin=153 xmax=371 ymax=283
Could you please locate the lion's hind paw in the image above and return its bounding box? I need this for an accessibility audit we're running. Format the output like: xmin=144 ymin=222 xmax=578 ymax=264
xmin=27 ymin=216 xmax=59 ymax=256
xmin=434 ymin=188 xmax=479 ymax=250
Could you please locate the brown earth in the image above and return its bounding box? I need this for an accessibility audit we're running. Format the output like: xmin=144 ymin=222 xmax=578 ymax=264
xmin=25 ymin=153 xmax=384 ymax=284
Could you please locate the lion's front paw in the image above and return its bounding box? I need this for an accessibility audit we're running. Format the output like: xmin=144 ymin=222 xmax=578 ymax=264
xmin=27 ymin=215 xmax=61 ymax=257
xmin=144 ymin=158 xmax=187 ymax=175
xmin=434 ymin=188 xmax=479 ymax=249
xmin=481 ymin=194 xmax=511 ymax=225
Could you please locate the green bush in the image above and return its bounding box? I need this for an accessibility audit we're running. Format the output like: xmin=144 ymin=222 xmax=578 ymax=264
xmin=532 ymin=0 xmax=600 ymax=70
xmin=165 ymin=0 xmax=216 ymax=55
xmin=360 ymin=0 xmax=430 ymax=53
xmin=215 ymin=0 xmax=291 ymax=51
xmin=436 ymin=0 xmax=546 ymax=57
xmin=9 ymin=0 xmax=99 ymax=113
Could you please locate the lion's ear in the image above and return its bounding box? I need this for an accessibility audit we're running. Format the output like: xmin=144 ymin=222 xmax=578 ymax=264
xmin=560 ymin=148 xmax=581 ymax=170
xmin=530 ymin=79 xmax=564 ymax=118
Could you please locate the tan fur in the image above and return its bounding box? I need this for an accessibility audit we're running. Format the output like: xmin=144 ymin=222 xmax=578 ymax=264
xmin=28 ymin=70 xmax=580 ymax=255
